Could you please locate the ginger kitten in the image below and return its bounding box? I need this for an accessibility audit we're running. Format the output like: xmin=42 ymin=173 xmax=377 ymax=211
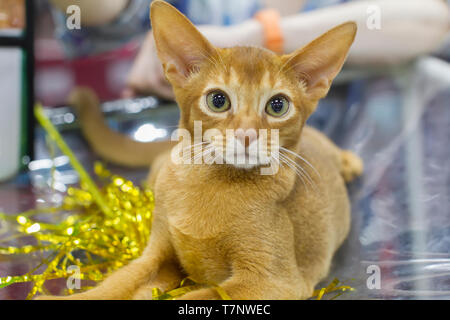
xmin=38 ymin=1 xmax=363 ymax=300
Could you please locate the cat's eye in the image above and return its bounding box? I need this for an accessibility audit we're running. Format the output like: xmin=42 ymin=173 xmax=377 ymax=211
xmin=265 ymin=95 xmax=289 ymax=117
xmin=206 ymin=90 xmax=231 ymax=112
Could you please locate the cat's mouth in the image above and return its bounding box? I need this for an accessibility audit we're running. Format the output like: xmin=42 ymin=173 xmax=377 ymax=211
xmin=223 ymin=148 xmax=273 ymax=170
xmin=191 ymin=139 xmax=277 ymax=171
xmin=224 ymin=151 xmax=259 ymax=169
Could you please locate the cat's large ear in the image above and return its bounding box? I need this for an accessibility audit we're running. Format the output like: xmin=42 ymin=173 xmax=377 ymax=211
xmin=283 ymin=22 xmax=357 ymax=101
xmin=150 ymin=1 xmax=217 ymax=86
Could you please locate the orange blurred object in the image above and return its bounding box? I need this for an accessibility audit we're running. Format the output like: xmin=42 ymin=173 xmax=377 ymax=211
xmin=0 ymin=0 xmax=25 ymax=29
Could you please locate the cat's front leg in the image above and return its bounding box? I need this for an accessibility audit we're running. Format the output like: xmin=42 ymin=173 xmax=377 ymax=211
xmin=132 ymin=259 xmax=186 ymax=300
xmin=36 ymin=253 xmax=164 ymax=300
xmin=177 ymin=287 xmax=221 ymax=300
xmin=178 ymin=269 xmax=312 ymax=300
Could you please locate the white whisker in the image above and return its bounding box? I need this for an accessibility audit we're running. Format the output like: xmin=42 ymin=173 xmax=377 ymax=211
xmin=278 ymin=154 xmax=307 ymax=189
xmin=191 ymin=144 xmax=214 ymax=163
xmin=279 ymin=147 xmax=321 ymax=179
xmin=279 ymin=152 xmax=318 ymax=192
xmin=183 ymin=141 xmax=208 ymax=152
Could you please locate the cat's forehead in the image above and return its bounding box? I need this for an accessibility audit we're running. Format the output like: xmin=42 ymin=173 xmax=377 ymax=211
xmin=211 ymin=47 xmax=286 ymax=89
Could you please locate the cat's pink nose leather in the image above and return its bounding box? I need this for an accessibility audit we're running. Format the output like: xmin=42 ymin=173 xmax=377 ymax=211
xmin=235 ymin=128 xmax=258 ymax=148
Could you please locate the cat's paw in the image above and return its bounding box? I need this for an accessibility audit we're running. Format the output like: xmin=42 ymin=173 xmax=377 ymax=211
xmin=178 ymin=288 xmax=220 ymax=300
xmin=340 ymin=151 xmax=363 ymax=183
xmin=132 ymin=286 xmax=156 ymax=300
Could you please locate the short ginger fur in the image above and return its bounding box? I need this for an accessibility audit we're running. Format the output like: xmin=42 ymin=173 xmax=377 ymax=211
xmin=38 ymin=1 xmax=363 ymax=300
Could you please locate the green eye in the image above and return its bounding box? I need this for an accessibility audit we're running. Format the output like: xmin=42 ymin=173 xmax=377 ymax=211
xmin=206 ymin=90 xmax=231 ymax=112
xmin=266 ymin=95 xmax=289 ymax=117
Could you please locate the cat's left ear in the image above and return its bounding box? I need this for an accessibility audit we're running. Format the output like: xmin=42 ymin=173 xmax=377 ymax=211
xmin=283 ymin=22 xmax=357 ymax=101
xmin=150 ymin=1 xmax=217 ymax=87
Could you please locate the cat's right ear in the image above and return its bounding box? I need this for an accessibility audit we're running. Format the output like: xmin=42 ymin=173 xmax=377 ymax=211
xmin=150 ymin=1 xmax=216 ymax=86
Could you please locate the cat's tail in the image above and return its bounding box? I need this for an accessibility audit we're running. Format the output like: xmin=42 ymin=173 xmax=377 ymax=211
xmin=340 ymin=150 xmax=363 ymax=183
xmin=69 ymin=87 xmax=175 ymax=168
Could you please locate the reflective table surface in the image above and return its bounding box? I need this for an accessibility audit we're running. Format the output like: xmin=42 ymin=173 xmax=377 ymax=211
xmin=0 ymin=57 xmax=449 ymax=300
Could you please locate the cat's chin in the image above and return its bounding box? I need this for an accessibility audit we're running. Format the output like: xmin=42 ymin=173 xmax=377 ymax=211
xmin=221 ymin=154 xmax=259 ymax=170
xmin=223 ymin=158 xmax=268 ymax=170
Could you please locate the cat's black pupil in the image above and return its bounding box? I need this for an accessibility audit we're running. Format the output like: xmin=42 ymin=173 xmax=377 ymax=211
xmin=271 ymin=98 xmax=285 ymax=113
xmin=213 ymin=94 xmax=226 ymax=108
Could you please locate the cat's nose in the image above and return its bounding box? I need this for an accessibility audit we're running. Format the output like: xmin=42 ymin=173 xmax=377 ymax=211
xmin=235 ymin=128 xmax=258 ymax=148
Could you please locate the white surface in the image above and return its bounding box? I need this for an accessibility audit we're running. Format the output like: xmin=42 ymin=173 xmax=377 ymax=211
xmin=0 ymin=48 xmax=22 ymax=181
xmin=0 ymin=29 xmax=23 ymax=37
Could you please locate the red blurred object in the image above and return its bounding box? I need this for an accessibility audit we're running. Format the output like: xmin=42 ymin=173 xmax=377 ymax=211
xmin=35 ymin=39 xmax=140 ymax=107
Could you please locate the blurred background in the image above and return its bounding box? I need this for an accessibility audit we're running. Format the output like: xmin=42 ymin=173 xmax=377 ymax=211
xmin=0 ymin=0 xmax=449 ymax=299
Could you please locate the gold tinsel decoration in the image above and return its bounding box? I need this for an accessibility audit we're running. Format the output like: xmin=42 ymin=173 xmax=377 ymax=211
xmin=0 ymin=104 xmax=353 ymax=300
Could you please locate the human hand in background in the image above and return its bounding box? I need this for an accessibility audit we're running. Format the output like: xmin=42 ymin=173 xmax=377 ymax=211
xmin=122 ymin=31 xmax=174 ymax=100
